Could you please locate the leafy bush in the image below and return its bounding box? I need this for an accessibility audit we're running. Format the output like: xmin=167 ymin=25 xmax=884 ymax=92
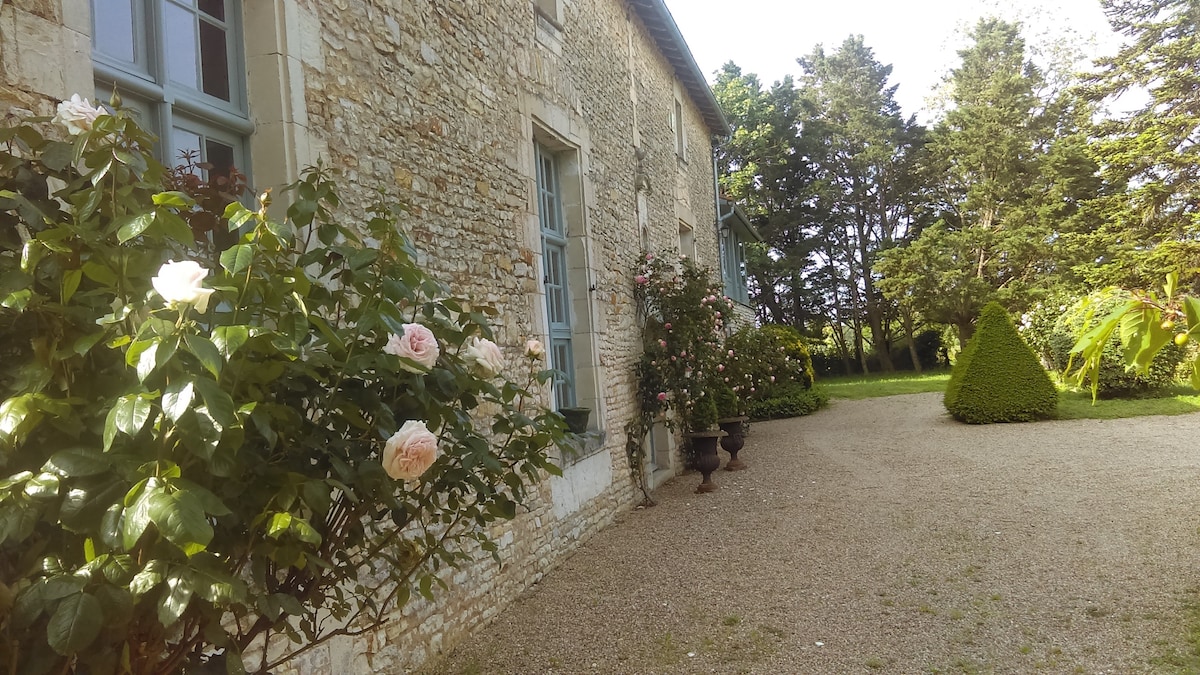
xmin=746 ymin=385 xmax=829 ymax=421
xmin=1021 ymin=291 xmax=1184 ymax=398
xmin=724 ymin=324 xmax=814 ymax=403
xmin=0 ymin=103 xmax=563 ymax=673
xmin=944 ymin=302 xmax=1058 ymax=423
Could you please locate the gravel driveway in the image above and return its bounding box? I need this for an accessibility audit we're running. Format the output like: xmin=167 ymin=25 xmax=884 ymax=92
xmin=425 ymin=393 xmax=1200 ymax=674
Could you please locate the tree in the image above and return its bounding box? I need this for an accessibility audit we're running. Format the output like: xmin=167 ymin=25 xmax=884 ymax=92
xmin=797 ymin=36 xmax=926 ymax=371
xmin=877 ymin=19 xmax=1091 ymax=344
xmin=1079 ymin=0 xmax=1200 ymax=289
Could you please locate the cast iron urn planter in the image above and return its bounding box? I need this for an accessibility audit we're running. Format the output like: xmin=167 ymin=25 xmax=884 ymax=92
xmin=717 ymin=416 xmax=749 ymax=471
xmin=686 ymin=429 xmax=727 ymax=493
xmin=558 ymin=407 xmax=591 ymax=434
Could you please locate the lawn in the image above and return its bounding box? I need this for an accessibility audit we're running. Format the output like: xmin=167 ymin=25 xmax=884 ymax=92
xmin=817 ymin=370 xmax=1200 ymax=420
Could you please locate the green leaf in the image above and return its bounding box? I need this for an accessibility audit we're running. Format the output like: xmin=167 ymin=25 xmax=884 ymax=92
xmin=107 ymin=394 xmax=152 ymax=443
xmin=192 ymin=378 xmax=235 ymax=429
xmin=184 ymin=334 xmax=224 ymax=377
xmin=148 ymin=489 xmax=213 ymax=556
xmin=136 ymin=340 xmax=160 ymax=383
xmin=158 ymin=569 xmax=194 ymax=627
xmin=61 ymin=268 xmax=82 ymax=303
xmin=1185 ymin=297 xmax=1200 ymax=334
xmin=81 ymin=260 xmax=118 ymax=286
xmin=223 ymin=202 xmax=256 ymax=230
xmin=169 ymin=478 xmax=231 ymax=516
xmin=213 ymin=325 xmax=250 ymax=358
xmin=0 ymin=394 xmax=41 ymax=443
xmin=226 ymin=648 xmax=247 ymax=675
xmin=129 ymin=560 xmax=166 ymax=597
xmin=1 ymin=288 xmax=32 ymax=310
xmin=152 ymin=191 xmax=194 ymax=208
xmin=265 ymin=512 xmax=292 ymax=540
xmin=45 ymin=448 xmax=109 ymax=477
xmin=162 ymin=380 xmax=195 ymax=423
xmin=24 ymin=472 xmax=60 ymax=499
xmin=46 ymin=592 xmax=103 ymax=655
xmin=40 ymin=141 xmax=74 ymax=171
xmin=219 ymin=244 xmax=254 ymax=275
xmin=116 ymin=212 xmax=155 ymax=243
xmin=121 ymin=479 xmax=157 ymax=550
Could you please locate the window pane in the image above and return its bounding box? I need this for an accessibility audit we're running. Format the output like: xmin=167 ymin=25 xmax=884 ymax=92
xmin=94 ymin=0 xmax=136 ymax=62
xmin=171 ymin=127 xmax=202 ymax=172
xmin=204 ymin=138 xmax=235 ymax=177
xmin=199 ymin=19 xmax=231 ymax=100
xmin=198 ymin=0 xmax=225 ymax=20
xmin=165 ymin=3 xmax=200 ymax=90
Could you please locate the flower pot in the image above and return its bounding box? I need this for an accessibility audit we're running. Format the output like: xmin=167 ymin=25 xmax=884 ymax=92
xmin=686 ymin=429 xmax=727 ymax=494
xmin=558 ymin=407 xmax=591 ymax=434
xmin=717 ymin=416 xmax=749 ymax=471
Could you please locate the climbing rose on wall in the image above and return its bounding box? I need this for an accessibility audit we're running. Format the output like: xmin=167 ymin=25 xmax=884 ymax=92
xmin=52 ymin=93 xmax=103 ymax=135
xmin=525 ymin=339 xmax=545 ymax=359
xmin=151 ymin=259 xmax=215 ymax=313
xmin=382 ymin=420 xmax=440 ymax=480
xmin=385 ymin=322 xmax=441 ymax=372
xmin=465 ymin=336 xmax=505 ymax=377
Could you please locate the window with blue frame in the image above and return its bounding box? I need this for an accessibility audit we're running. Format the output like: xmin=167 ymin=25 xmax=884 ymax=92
xmin=91 ymin=0 xmax=252 ymax=179
xmin=535 ymin=143 xmax=577 ymax=409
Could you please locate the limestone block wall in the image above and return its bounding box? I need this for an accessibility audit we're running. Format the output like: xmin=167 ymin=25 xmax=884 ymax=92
xmin=0 ymin=0 xmax=724 ymax=670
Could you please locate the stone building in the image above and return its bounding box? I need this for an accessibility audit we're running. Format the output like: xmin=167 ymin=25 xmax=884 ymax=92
xmin=1 ymin=0 xmax=741 ymax=669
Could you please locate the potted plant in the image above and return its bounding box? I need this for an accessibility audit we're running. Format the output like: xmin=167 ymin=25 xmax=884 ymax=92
xmin=714 ymin=384 xmax=749 ymax=471
xmin=558 ymin=406 xmax=592 ymax=434
xmin=684 ymin=390 xmax=726 ymax=493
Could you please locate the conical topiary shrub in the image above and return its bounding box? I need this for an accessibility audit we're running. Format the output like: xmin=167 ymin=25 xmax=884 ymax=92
xmin=945 ymin=302 xmax=1058 ymax=424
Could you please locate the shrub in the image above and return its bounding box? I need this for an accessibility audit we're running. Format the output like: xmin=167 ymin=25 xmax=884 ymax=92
xmin=724 ymin=324 xmax=814 ymax=403
xmin=746 ymin=385 xmax=829 ymax=421
xmin=0 ymin=102 xmax=563 ymax=673
xmin=1021 ymin=291 xmax=1184 ymax=398
xmin=944 ymin=302 xmax=1058 ymax=423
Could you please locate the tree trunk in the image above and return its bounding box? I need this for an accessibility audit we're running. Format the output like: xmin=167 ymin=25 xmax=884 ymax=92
xmin=957 ymin=321 xmax=974 ymax=352
xmin=900 ymin=305 xmax=922 ymax=373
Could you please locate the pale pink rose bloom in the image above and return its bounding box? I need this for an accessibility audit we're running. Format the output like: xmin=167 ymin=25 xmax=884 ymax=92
xmin=53 ymin=94 xmax=103 ymax=135
xmin=152 ymin=260 xmax=215 ymax=313
xmin=635 ymin=275 xmax=648 ymax=285
xmin=657 ymin=392 xmax=668 ymax=402
xmin=384 ymin=323 xmax=440 ymax=373
xmin=382 ymin=420 xmax=439 ymax=480
xmin=659 ymin=339 xmax=667 ymax=348
xmin=717 ymin=364 xmax=725 ymax=372
xmin=464 ymin=337 xmax=505 ymax=377
xmin=525 ymin=339 xmax=545 ymax=359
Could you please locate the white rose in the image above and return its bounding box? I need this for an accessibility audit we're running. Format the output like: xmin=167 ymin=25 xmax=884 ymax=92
xmin=464 ymin=337 xmax=504 ymax=378
xmin=382 ymin=420 xmax=439 ymax=480
xmin=152 ymin=260 xmax=215 ymax=313
xmin=384 ymin=323 xmax=440 ymax=372
xmin=53 ymin=94 xmax=103 ymax=136
xmin=525 ymin=339 xmax=545 ymax=359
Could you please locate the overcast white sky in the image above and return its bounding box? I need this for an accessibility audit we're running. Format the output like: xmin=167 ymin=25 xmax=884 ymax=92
xmin=661 ymin=0 xmax=1126 ymax=121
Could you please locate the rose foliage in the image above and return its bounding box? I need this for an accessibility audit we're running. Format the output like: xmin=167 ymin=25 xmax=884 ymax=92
xmin=0 ymin=107 xmax=564 ymax=673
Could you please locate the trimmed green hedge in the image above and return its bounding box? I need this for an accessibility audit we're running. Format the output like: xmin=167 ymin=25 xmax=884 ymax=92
xmin=945 ymin=302 xmax=1057 ymax=424
xmin=747 ymin=386 xmax=829 ymax=421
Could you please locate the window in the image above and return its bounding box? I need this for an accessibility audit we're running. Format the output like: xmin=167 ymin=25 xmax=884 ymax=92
xmin=536 ymin=143 xmax=576 ymax=409
xmin=721 ymin=230 xmax=750 ymax=305
xmin=91 ymin=0 xmax=251 ymax=178
xmin=672 ymin=97 xmax=686 ymax=161
xmin=533 ymin=0 xmax=562 ymax=29
xmin=678 ymin=221 xmax=695 ymax=260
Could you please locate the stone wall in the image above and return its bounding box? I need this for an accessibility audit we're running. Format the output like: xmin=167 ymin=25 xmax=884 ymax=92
xmin=0 ymin=0 xmax=724 ymax=670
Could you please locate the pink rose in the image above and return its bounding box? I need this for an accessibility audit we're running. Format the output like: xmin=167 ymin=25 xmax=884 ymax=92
xmin=728 ymin=350 xmax=735 ymax=357
xmin=664 ymin=323 xmax=672 ymax=330
xmin=464 ymin=337 xmax=504 ymax=377
xmin=717 ymin=364 xmax=725 ymax=372
xmin=383 ymin=420 xmax=439 ymax=480
xmin=384 ymin=323 xmax=440 ymax=373
xmin=659 ymin=339 xmax=667 ymax=348
xmin=635 ymin=275 xmax=648 ymax=285
xmin=656 ymin=392 xmax=668 ymax=402
xmin=646 ymin=253 xmax=655 ymax=261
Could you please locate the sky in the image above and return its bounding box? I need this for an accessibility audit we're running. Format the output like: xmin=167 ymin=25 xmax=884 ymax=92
xmin=661 ymin=0 xmax=1126 ymax=122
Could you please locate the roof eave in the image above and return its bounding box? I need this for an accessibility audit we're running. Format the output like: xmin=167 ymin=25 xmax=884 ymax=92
xmin=627 ymin=0 xmax=730 ymax=137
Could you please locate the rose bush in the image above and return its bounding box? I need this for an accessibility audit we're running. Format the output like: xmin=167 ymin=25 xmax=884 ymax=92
xmin=0 ymin=103 xmax=564 ymax=673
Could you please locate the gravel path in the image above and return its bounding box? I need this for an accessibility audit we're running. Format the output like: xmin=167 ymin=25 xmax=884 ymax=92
xmin=425 ymin=393 xmax=1200 ymax=674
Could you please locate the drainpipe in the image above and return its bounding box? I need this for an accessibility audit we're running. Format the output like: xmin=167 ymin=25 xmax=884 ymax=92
xmin=712 ymin=137 xmax=735 ymax=284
